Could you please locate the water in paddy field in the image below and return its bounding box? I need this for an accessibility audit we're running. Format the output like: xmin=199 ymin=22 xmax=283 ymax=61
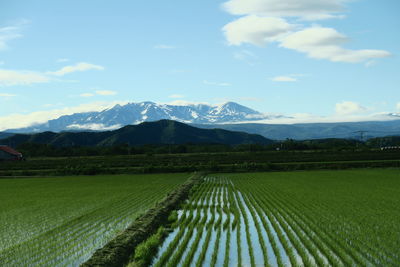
xmin=149 ymin=176 xmax=322 ymax=267
xmin=216 ymin=224 xmax=227 ymax=266
xmin=202 ymin=227 xmax=218 ymax=266
xmin=239 ymin=211 xmax=252 ymax=265
xmin=177 ymin=228 xmax=198 ymax=266
xmin=152 ymin=226 xmax=182 ymax=264
xmin=229 ymin=227 xmax=239 ymax=266
xmin=190 ymin=230 xmax=207 ymax=265
xmin=0 ymin=206 xmax=140 ymax=267
xmin=251 ymin=205 xmax=278 ymax=266
xmin=237 ymin=192 xmax=265 ymax=266
xmin=259 ymin=206 xmax=291 ymax=266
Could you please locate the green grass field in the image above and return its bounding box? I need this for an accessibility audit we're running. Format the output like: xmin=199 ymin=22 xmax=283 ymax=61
xmin=0 ymin=173 xmax=188 ymax=266
xmin=144 ymin=169 xmax=400 ymax=266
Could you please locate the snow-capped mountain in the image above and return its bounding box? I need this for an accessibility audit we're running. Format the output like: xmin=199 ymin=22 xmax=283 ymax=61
xmin=8 ymin=101 xmax=274 ymax=133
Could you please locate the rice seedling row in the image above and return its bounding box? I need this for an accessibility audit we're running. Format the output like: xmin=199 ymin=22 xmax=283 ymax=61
xmin=143 ymin=169 xmax=400 ymax=267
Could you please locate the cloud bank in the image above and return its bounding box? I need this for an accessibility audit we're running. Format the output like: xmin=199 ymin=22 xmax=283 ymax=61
xmin=223 ymin=15 xmax=294 ymax=46
xmin=0 ymin=20 xmax=29 ymax=51
xmin=271 ymin=75 xmax=297 ymax=82
xmin=48 ymin=62 xmax=104 ymax=76
xmin=280 ymin=27 xmax=390 ymax=63
xmin=223 ymin=0 xmax=346 ymax=20
xmin=222 ymin=0 xmax=391 ymax=63
xmin=335 ymin=101 xmax=367 ymax=115
xmin=0 ymin=62 xmax=104 ymax=87
xmin=0 ymin=69 xmax=50 ymax=86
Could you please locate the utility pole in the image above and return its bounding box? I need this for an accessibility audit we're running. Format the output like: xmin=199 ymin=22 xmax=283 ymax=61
xmin=354 ymin=131 xmax=368 ymax=141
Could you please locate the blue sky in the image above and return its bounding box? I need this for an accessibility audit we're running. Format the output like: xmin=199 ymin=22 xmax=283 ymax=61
xmin=0 ymin=0 xmax=399 ymax=129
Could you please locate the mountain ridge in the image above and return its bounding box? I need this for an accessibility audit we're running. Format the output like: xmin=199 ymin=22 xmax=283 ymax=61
xmin=195 ymin=120 xmax=400 ymax=140
xmin=6 ymin=101 xmax=275 ymax=133
xmin=3 ymin=101 xmax=400 ymax=140
xmin=0 ymin=120 xmax=273 ymax=147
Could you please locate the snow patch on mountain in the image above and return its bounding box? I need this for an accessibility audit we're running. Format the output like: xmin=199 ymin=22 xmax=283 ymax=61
xmin=66 ymin=123 xmax=122 ymax=131
xmin=6 ymin=101 xmax=279 ymax=133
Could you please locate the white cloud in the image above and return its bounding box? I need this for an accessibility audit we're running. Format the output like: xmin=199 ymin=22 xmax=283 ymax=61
xmin=271 ymin=75 xmax=297 ymax=82
xmin=154 ymin=44 xmax=176 ymax=49
xmin=0 ymin=101 xmax=127 ymax=131
xmin=233 ymin=49 xmax=256 ymax=61
xmin=221 ymin=1 xmax=391 ymax=64
xmin=95 ymin=90 xmax=117 ymax=96
xmin=0 ymin=20 xmax=29 ymax=51
xmin=397 ymin=102 xmax=400 ymax=110
xmin=203 ymin=80 xmax=231 ymax=86
xmin=169 ymin=94 xmax=185 ymax=99
xmin=169 ymin=69 xmax=189 ymax=74
xmin=166 ymin=100 xmax=211 ymax=106
xmin=0 ymin=61 xmax=105 ymax=86
xmin=222 ymin=0 xmax=346 ymax=20
xmin=280 ymin=27 xmax=391 ymax=63
xmin=365 ymin=60 xmax=377 ymax=68
xmin=79 ymin=90 xmax=117 ymax=97
xmin=42 ymin=103 xmax=63 ymax=108
xmin=80 ymin=93 xmax=94 ymax=97
xmin=239 ymin=97 xmax=263 ymax=102
xmin=250 ymin=112 xmax=400 ymax=124
xmin=0 ymin=93 xmax=16 ymax=97
xmin=57 ymin=58 xmax=70 ymax=63
xmin=223 ymin=15 xmax=295 ymax=46
xmin=335 ymin=101 xmax=367 ymax=115
xmin=0 ymin=69 xmax=50 ymax=86
xmin=48 ymin=62 xmax=104 ymax=76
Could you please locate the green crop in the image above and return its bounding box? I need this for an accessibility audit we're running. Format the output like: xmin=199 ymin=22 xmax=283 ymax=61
xmin=0 ymin=173 xmax=187 ymax=266
xmin=148 ymin=169 xmax=400 ymax=267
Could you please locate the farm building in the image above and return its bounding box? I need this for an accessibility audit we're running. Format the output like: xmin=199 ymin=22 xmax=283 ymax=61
xmin=0 ymin=145 xmax=23 ymax=161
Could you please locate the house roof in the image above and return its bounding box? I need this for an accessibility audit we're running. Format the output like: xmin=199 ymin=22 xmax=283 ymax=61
xmin=0 ymin=145 xmax=22 ymax=156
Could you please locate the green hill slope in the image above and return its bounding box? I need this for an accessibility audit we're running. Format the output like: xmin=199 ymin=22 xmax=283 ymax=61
xmin=0 ymin=120 xmax=272 ymax=147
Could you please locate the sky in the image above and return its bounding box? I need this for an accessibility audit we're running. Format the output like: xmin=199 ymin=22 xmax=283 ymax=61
xmin=0 ymin=0 xmax=399 ymax=129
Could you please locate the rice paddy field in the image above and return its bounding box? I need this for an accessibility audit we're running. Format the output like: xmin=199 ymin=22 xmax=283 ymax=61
xmin=0 ymin=173 xmax=188 ymax=266
xmin=143 ymin=169 xmax=400 ymax=267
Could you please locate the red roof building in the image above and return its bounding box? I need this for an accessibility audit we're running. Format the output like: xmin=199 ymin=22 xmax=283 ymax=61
xmin=0 ymin=145 xmax=23 ymax=161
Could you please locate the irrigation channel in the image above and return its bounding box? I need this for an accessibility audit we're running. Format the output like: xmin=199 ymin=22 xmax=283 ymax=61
xmin=144 ymin=176 xmax=375 ymax=267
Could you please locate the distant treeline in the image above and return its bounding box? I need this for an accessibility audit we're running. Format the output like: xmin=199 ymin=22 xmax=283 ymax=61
xmin=13 ymin=136 xmax=400 ymax=158
xmin=1 ymin=149 xmax=400 ymax=177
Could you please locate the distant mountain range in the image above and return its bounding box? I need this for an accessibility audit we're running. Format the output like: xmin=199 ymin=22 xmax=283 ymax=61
xmin=0 ymin=120 xmax=272 ymax=147
xmin=195 ymin=120 xmax=400 ymax=140
xmin=6 ymin=101 xmax=278 ymax=133
xmin=2 ymin=101 xmax=400 ymax=140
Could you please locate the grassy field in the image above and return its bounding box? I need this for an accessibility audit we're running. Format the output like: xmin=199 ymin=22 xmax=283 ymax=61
xmin=141 ymin=169 xmax=400 ymax=266
xmin=0 ymin=173 xmax=189 ymax=266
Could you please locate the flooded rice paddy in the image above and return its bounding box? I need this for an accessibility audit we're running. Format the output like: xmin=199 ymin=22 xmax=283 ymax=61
xmin=148 ymin=172 xmax=400 ymax=267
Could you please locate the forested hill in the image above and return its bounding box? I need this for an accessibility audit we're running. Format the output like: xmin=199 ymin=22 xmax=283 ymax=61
xmin=0 ymin=120 xmax=273 ymax=147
